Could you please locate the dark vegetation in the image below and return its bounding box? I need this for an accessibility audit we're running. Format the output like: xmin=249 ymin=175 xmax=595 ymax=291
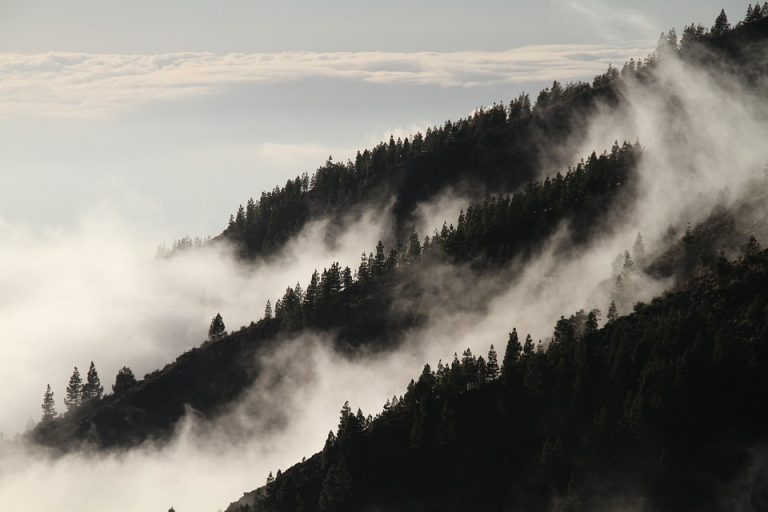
xmin=187 ymin=69 xmax=628 ymax=260
xmin=223 ymin=9 xmax=768 ymax=512
xmin=232 ymin=245 xmax=768 ymax=512
xmin=31 ymin=141 xmax=641 ymax=450
xmin=30 ymin=13 xmax=768 ymax=512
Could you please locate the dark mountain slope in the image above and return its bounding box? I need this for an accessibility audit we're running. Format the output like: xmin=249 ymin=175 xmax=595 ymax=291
xmin=31 ymin=13 xmax=768 ymax=452
xmin=31 ymin=143 xmax=641 ymax=450
xmin=209 ymin=69 xmax=621 ymax=260
xmin=230 ymin=248 xmax=768 ymax=512
xmin=186 ymin=15 xmax=768 ymax=265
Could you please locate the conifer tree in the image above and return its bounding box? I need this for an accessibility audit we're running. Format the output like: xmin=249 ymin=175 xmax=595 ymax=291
xmin=341 ymin=266 xmax=353 ymax=289
xmin=461 ymin=348 xmax=477 ymax=383
xmin=622 ymin=251 xmax=635 ymax=274
xmin=82 ymin=361 xmax=104 ymax=402
xmin=64 ymin=366 xmax=83 ymax=411
xmin=208 ymin=313 xmax=226 ymax=341
xmin=305 ymin=270 xmax=319 ymax=309
xmin=502 ymin=329 xmax=522 ymax=375
xmin=523 ymin=334 xmax=535 ymax=356
xmin=357 ymin=253 xmax=370 ymax=283
xmin=321 ymin=431 xmax=337 ymax=470
xmin=41 ymin=384 xmax=56 ymax=421
xmin=112 ymin=366 xmax=137 ymax=395
xmin=712 ymin=9 xmax=730 ymax=36
xmin=476 ymin=356 xmax=488 ymax=383
xmin=406 ymin=229 xmax=422 ymax=262
xmin=607 ymin=301 xmax=618 ymax=323
xmin=486 ymin=345 xmax=500 ymax=380
xmin=372 ymin=241 xmax=386 ymax=276
xmin=264 ymin=300 xmax=273 ymax=320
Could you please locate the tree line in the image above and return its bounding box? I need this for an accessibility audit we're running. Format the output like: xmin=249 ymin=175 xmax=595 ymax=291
xmin=40 ymin=363 xmax=137 ymax=421
xmin=242 ymin=240 xmax=768 ymax=512
xmin=200 ymin=142 xmax=640 ymax=340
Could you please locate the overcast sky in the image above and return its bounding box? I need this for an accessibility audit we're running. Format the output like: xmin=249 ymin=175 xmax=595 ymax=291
xmin=0 ymin=0 xmax=749 ymax=240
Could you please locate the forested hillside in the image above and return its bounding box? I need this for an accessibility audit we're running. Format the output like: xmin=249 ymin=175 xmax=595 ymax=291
xmin=211 ymin=82 xmax=620 ymax=259
xmin=29 ymin=12 xmax=768 ymax=509
xmin=231 ymin=245 xmax=768 ymax=512
xmin=31 ymin=141 xmax=642 ymax=449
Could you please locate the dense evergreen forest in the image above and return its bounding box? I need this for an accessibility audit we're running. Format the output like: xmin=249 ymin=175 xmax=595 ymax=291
xmin=231 ymin=245 xmax=768 ymax=512
xmin=31 ymin=140 xmax=642 ymax=449
xmin=28 ymin=7 xmax=768 ymax=512
xmin=32 ymin=7 xmax=768 ymax=452
xmin=159 ymin=6 xmax=768 ymax=264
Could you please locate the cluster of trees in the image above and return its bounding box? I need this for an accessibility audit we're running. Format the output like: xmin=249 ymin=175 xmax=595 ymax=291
xmin=741 ymin=3 xmax=768 ymax=25
xmin=652 ymin=5 xmax=768 ymax=58
xmin=434 ymin=142 xmax=640 ymax=262
xmin=241 ymin=244 xmax=768 ymax=512
xmin=157 ymin=235 xmax=212 ymax=259
xmin=233 ymin=141 xmax=638 ymax=338
xmin=194 ymin=48 xmax=630 ymax=262
xmin=40 ymin=362 xmax=138 ymax=421
xmin=193 ymin=7 xmax=766 ymax=266
xmin=34 ymin=4 xmax=768 ymax=459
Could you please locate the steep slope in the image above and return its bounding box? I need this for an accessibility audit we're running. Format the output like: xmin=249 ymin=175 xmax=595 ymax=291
xmin=198 ymin=16 xmax=768 ymax=262
xmin=30 ymin=13 xmax=768 ymax=452
xmin=229 ymin=248 xmax=768 ymax=512
xmin=30 ymin=143 xmax=640 ymax=449
xmin=204 ymin=68 xmax=621 ymax=260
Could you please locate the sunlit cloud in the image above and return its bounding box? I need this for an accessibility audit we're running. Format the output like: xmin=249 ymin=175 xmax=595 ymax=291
xmin=0 ymin=45 xmax=650 ymax=118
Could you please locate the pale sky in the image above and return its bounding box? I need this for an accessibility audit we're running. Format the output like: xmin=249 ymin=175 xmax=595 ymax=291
xmin=0 ymin=0 xmax=749 ymax=240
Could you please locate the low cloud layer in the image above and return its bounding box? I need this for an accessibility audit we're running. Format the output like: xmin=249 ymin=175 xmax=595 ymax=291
xmin=0 ymin=45 xmax=648 ymax=118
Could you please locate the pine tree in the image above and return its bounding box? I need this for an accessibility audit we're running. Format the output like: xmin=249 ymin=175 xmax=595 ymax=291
xmin=64 ymin=366 xmax=83 ymax=410
xmin=372 ymin=241 xmax=386 ymax=276
xmin=321 ymin=431 xmax=337 ymax=470
xmin=476 ymin=356 xmax=488 ymax=383
xmin=622 ymin=251 xmax=635 ymax=274
xmin=486 ymin=345 xmax=500 ymax=380
xmin=523 ymin=334 xmax=535 ymax=356
xmin=112 ymin=366 xmax=137 ymax=395
xmin=305 ymin=270 xmax=320 ymax=310
xmin=341 ymin=266 xmax=353 ymax=289
xmin=208 ymin=313 xmax=226 ymax=341
xmin=406 ymin=229 xmax=421 ymax=263
xmin=264 ymin=300 xmax=273 ymax=320
xmin=357 ymin=252 xmax=370 ymax=283
xmin=712 ymin=9 xmax=730 ymax=36
xmin=502 ymin=329 xmax=522 ymax=375
xmin=82 ymin=361 xmax=104 ymax=402
xmin=41 ymin=384 xmax=56 ymax=421
xmin=461 ymin=349 xmax=477 ymax=384
xmin=607 ymin=301 xmax=618 ymax=323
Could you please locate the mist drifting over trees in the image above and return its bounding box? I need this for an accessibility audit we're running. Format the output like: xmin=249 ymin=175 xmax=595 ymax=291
xmin=0 ymin=5 xmax=767 ymax=512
